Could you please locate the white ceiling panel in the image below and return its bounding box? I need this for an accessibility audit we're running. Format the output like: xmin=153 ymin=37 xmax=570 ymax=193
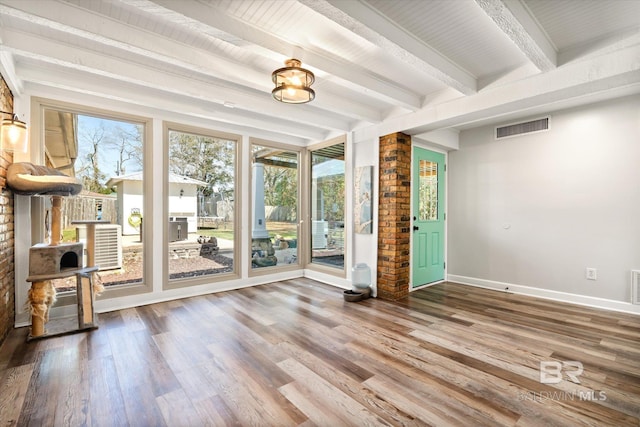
xmin=0 ymin=0 xmax=637 ymax=143
xmin=363 ymin=0 xmax=530 ymax=79
xmin=523 ymin=0 xmax=640 ymax=51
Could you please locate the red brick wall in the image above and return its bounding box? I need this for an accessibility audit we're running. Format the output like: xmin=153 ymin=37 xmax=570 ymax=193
xmin=0 ymin=74 xmax=15 ymax=345
xmin=377 ymin=132 xmax=411 ymax=300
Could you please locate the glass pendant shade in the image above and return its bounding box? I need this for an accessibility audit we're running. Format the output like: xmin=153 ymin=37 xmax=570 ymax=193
xmin=1 ymin=115 xmax=28 ymax=153
xmin=272 ymin=59 xmax=315 ymax=104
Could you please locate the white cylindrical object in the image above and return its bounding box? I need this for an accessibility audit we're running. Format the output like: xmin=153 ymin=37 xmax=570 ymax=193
xmin=352 ymin=263 xmax=371 ymax=288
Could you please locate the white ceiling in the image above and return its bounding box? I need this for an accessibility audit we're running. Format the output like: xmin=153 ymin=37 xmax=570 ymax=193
xmin=0 ymin=0 xmax=638 ymax=146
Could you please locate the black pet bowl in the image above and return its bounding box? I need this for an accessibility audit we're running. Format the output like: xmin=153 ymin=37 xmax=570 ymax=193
xmin=343 ymin=289 xmax=363 ymax=302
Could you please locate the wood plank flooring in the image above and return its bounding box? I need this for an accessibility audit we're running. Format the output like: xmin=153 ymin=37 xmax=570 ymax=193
xmin=0 ymin=279 xmax=639 ymax=426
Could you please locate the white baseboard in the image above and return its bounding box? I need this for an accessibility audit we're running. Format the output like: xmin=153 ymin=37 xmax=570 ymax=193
xmin=303 ymin=269 xmax=351 ymax=289
xmin=448 ymin=274 xmax=640 ymax=316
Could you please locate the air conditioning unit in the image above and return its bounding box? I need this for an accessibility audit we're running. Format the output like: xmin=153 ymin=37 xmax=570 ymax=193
xmin=76 ymin=224 xmax=123 ymax=270
xmin=312 ymin=220 xmax=327 ymax=249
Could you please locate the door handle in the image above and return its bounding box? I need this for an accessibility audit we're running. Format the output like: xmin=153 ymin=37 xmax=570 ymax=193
xmin=413 ymin=225 xmax=419 ymax=231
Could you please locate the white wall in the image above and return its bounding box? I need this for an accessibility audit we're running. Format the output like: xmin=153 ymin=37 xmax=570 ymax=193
xmin=352 ymin=137 xmax=379 ymax=295
xmin=448 ymin=95 xmax=640 ymax=312
xmin=169 ymin=182 xmax=199 ymax=233
xmin=122 ymin=180 xmax=144 ymax=235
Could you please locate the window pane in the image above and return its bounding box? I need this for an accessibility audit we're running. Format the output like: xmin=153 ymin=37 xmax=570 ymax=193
xmin=44 ymin=110 xmax=145 ymax=292
xmin=310 ymin=142 xmax=345 ymax=269
xmin=167 ymin=129 xmax=236 ymax=281
xmin=251 ymin=144 xmax=299 ymax=269
xmin=419 ymin=160 xmax=438 ymax=221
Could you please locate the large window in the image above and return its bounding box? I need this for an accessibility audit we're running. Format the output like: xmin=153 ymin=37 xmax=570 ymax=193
xmin=250 ymin=141 xmax=300 ymax=271
xmin=310 ymin=141 xmax=345 ymax=270
xmin=165 ymin=125 xmax=239 ymax=287
xmin=42 ymin=105 xmax=147 ymax=295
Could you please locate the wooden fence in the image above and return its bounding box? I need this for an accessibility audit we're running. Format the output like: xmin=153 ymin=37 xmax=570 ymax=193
xmin=265 ymin=206 xmax=295 ymax=222
xmin=59 ymin=197 xmax=292 ymax=230
xmin=61 ymin=194 xmax=117 ymax=229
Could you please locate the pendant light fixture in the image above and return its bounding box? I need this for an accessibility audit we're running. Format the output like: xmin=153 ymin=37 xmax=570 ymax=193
xmin=271 ymin=58 xmax=315 ymax=104
xmin=0 ymin=110 xmax=28 ymax=153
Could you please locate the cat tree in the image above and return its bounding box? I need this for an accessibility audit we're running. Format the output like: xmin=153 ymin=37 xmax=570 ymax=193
xmin=8 ymin=162 xmax=102 ymax=340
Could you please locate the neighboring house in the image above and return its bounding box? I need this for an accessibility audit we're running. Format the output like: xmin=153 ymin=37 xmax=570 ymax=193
xmin=106 ymin=172 xmax=207 ymax=235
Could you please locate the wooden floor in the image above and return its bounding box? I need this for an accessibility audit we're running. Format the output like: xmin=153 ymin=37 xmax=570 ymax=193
xmin=0 ymin=279 xmax=639 ymax=426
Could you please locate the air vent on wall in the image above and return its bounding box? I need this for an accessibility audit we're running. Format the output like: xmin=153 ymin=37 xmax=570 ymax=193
xmin=496 ymin=117 xmax=549 ymax=139
xmin=632 ymin=270 xmax=640 ymax=305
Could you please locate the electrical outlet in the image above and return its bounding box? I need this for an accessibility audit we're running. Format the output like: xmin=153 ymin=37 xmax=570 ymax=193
xmin=586 ymin=268 xmax=597 ymax=280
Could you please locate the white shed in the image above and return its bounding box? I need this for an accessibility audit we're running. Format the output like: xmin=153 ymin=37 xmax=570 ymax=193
xmin=106 ymin=172 xmax=207 ymax=235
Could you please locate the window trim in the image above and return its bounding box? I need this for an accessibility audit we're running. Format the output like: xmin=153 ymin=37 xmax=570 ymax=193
xmin=162 ymin=121 xmax=242 ymax=290
xmin=28 ymin=97 xmax=153 ymax=303
xmin=305 ymin=135 xmax=347 ymax=278
xmin=248 ymin=137 xmax=304 ymax=277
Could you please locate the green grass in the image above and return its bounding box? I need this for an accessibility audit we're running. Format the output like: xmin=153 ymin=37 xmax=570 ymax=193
xmin=263 ymin=222 xmax=298 ymax=240
xmin=198 ymin=228 xmax=235 ymax=241
xmin=198 ymin=221 xmax=298 ymax=241
xmin=62 ymin=229 xmax=77 ymax=242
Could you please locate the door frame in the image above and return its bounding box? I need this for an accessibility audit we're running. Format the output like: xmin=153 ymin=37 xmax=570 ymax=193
xmin=410 ymin=144 xmax=448 ymax=291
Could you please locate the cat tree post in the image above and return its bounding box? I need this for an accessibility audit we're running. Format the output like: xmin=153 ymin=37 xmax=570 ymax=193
xmin=28 ymin=281 xmax=50 ymax=336
xmin=51 ymin=195 xmax=62 ymax=246
xmin=72 ymin=220 xmax=107 ymax=330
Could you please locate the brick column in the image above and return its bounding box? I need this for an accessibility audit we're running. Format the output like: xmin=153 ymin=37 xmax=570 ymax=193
xmin=377 ymin=132 xmax=411 ymax=300
xmin=0 ymin=74 xmax=15 ymax=345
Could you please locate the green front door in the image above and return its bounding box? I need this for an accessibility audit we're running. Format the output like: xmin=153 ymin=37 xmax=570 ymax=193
xmin=412 ymin=147 xmax=445 ymax=288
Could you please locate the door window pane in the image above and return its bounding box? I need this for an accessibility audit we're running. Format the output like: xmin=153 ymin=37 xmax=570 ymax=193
xmin=167 ymin=129 xmax=237 ymax=282
xmin=44 ymin=110 xmax=145 ymax=292
xmin=419 ymin=160 xmax=438 ymax=221
xmin=251 ymin=144 xmax=299 ymax=269
xmin=310 ymin=143 xmax=345 ymax=269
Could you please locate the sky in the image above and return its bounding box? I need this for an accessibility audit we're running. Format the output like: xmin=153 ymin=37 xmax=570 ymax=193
xmin=77 ymin=114 xmax=143 ymax=183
